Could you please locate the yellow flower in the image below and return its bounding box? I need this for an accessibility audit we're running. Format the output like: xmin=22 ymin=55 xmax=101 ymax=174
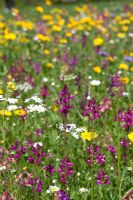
xmin=93 ymin=66 xmax=101 ymax=73
xmin=52 ymin=25 xmax=61 ymax=32
xmin=43 ymin=49 xmax=50 ymax=55
xmin=7 ymin=82 xmax=16 ymax=91
xmin=46 ymin=63 xmax=53 ymax=68
xmin=93 ymin=37 xmax=104 ymax=46
xmin=51 ymin=105 xmax=58 ymax=111
xmin=16 ymin=21 xmax=34 ymax=30
xmin=121 ymin=26 xmax=128 ymax=32
xmin=14 ymin=109 xmax=26 ymax=116
xmin=130 ymin=67 xmax=133 ymax=72
xmin=36 ymin=34 xmax=51 ymax=42
xmin=128 ymin=132 xmax=133 ymax=142
xmin=108 ymin=56 xmax=114 ymax=62
xmin=81 ymin=131 xmax=97 ymax=141
xmin=0 ymin=110 xmax=12 ymax=116
xmin=119 ymin=63 xmax=129 ymax=70
xmin=117 ymin=33 xmax=126 ymax=38
xmin=130 ymin=52 xmax=133 ymax=57
xmin=19 ymin=37 xmax=29 ymax=43
xmin=45 ymin=0 xmax=52 ymax=6
xmin=0 ymin=89 xmax=3 ymax=95
xmin=0 ymin=22 xmax=5 ymax=29
xmin=119 ymin=77 xmax=129 ymax=84
xmin=59 ymin=39 xmax=67 ymax=44
xmin=42 ymin=15 xmax=53 ymax=21
xmin=5 ymin=33 xmax=16 ymax=41
xmin=65 ymin=32 xmax=72 ymax=37
xmin=36 ymin=6 xmax=44 ymax=13
xmin=11 ymin=8 xmax=19 ymax=16
xmin=23 ymin=166 xmax=27 ymax=170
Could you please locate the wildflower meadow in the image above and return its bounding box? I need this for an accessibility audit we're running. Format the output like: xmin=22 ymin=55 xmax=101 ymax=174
xmin=0 ymin=0 xmax=133 ymax=199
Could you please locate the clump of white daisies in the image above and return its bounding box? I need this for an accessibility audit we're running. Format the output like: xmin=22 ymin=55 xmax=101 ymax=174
xmin=59 ymin=123 xmax=85 ymax=139
xmin=24 ymin=95 xmax=47 ymax=113
xmin=0 ymin=94 xmax=47 ymax=114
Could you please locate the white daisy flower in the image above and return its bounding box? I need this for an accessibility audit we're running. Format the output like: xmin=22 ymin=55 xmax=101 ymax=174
xmin=47 ymin=186 xmax=60 ymax=193
xmin=79 ymin=188 xmax=89 ymax=193
xmin=7 ymin=98 xmax=18 ymax=104
xmin=7 ymin=105 xmax=18 ymax=111
xmin=90 ymin=80 xmax=101 ymax=86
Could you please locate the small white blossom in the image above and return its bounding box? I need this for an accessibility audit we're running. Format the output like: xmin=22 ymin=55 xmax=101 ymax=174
xmin=128 ymin=33 xmax=133 ymax=37
xmin=17 ymin=82 xmax=32 ymax=92
xmin=7 ymin=98 xmax=18 ymax=104
xmin=47 ymin=186 xmax=60 ymax=193
xmin=90 ymin=80 xmax=101 ymax=86
xmin=33 ymin=142 xmax=43 ymax=148
xmin=7 ymin=105 xmax=18 ymax=111
xmin=0 ymin=95 xmax=5 ymax=101
xmin=42 ymin=77 xmax=48 ymax=82
xmin=79 ymin=188 xmax=89 ymax=193
xmin=31 ymin=96 xmax=43 ymax=103
xmin=27 ymin=104 xmax=47 ymax=113
xmin=123 ymin=92 xmax=129 ymax=96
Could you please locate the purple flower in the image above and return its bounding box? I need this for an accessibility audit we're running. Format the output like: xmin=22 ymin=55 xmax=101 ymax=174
xmin=57 ymin=85 xmax=74 ymax=117
xmin=96 ymin=170 xmax=110 ymax=185
xmin=81 ymin=34 xmax=88 ymax=46
xmin=124 ymin=55 xmax=133 ymax=62
xmin=69 ymin=55 xmax=78 ymax=68
xmin=28 ymin=177 xmax=43 ymax=192
xmin=107 ymin=145 xmax=116 ymax=154
xmin=32 ymin=62 xmax=41 ymax=74
xmin=28 ymin=156 xmax=34 ymax=164
xmin=75 ymin=73 xmax=81 ymax=90
xmin=83 ymin=98 xmax=100 ymax=120
xmin=109 ymin=73 xmax=124 ymax=96
xmin=86 ymin=145 xmax=106 ymax=166
xmin=96 ymin=154 xmax=106 ymax=165
xmin=44 ymin=164 xmax=55 ymax=175
xmin=40 ymin=86 xmax=49 ymax=98
xmin=35 ymin=128 xmax=43 ymax=136
xmin=98 ymin=50 xmax=108 ymax=57
xmin=36 ymin=20 xmax=46 ymax=35
xmin=120 ymin=138 xmax=130 ymax=148
xmin=57 ymin=189 xmax=70 ymax=200
xmin=116 ymin=109 xmax=133 ymax=130
xmin=58 ymin=157 xmax=74 ymax=183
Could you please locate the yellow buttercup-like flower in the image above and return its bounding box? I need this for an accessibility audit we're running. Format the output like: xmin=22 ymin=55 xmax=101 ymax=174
xmin=14 ymin=109 xmax=26 ymax=116
xmin=45 ymin=0 xmax=52 ymax=6
xmin=51 ymin=105 xmax=58 ymax=111
xmin=119 ymin=63 xmax=129 ymax=70
xmin=81 ymin=131 xmax=97 ymax=141
xmin=43 ymin=49 xmax=50 ymax=55
xmin=7 ymin=82 xmax=16 ymax=92
xmin=117 ymin=33 xmax=126 ymax=38
xmin=36 ymin=34 xmax=51 ymax=42
xmin=36 ymin=6 xmax=44 ymax=13
xmin=119 ymin=77 xmax=129 ymax=84
xmin=0 ymin=110 xmax=12 ymax=117
xmin=128 ymin=132 xmax=133 ymax=143
xmin=59 ymin=39 xmax=67 ymax=44
xmin=93 ymin=66 xmax=102 ymax=73
xmin=46 ymin=63 xmax=53 ymax=68
xmin=0 ymin=89 xmax=3 ymax=95
xmin=4 ymin=33 xmax=16 ymax=41
xmin=93 ymin=37 xmax=104 ymax=46
xmin=52 ymin=25 xmax=61 ymax=32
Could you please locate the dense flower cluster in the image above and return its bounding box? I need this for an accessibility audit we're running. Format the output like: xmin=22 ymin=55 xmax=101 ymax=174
xmin=57 ymin=85 xmax=74 ymax=117
xmin=0 ymin=1 xmax=132 ymax=199
xmin=58 ymin=157 xmax=74 ymax=183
